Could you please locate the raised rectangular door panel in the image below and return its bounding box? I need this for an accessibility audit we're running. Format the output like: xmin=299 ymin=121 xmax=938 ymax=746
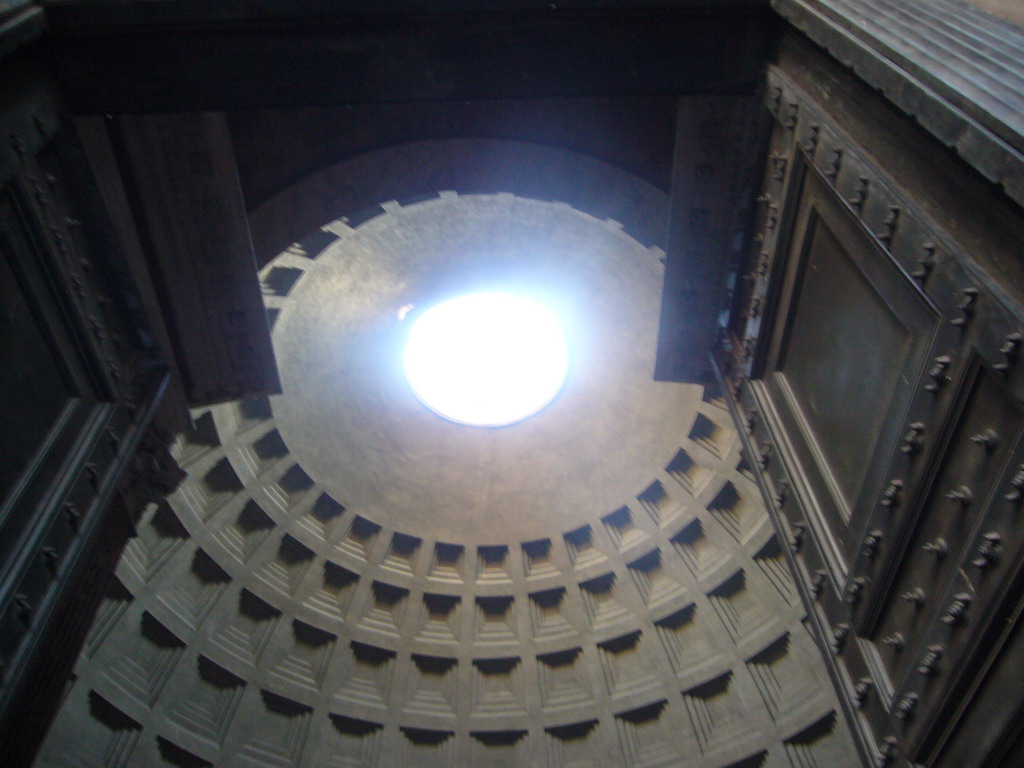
xmin=759 ymin=164 xmax=939 ymax=575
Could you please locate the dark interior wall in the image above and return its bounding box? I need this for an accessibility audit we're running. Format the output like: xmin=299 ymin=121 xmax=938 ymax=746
xmin=41 ymin=0 xmax=774 ymax=217
xmin=228 ymin=96 xmax=679 ymax=211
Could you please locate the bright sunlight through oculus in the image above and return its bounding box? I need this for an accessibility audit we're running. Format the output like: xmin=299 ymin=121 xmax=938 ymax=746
xmin=403 ymin=293 xmax=569 ymax=426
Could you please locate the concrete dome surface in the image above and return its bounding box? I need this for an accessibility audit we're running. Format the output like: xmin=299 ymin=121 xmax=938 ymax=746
xmin=34 ymin=192 xmax=857 ymax=768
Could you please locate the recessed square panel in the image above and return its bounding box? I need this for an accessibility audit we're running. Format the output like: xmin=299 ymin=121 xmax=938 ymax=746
xmin=758 ymin=167 xmax=939 ymax=568
xmin=781 ymin=214 xmax=911 ymax=507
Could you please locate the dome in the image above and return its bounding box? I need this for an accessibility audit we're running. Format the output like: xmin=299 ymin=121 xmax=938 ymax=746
xmin=36 ymin=187 xmax=855 ymax=768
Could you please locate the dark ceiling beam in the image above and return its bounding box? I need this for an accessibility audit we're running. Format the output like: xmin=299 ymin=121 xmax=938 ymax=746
xmin=655 ymin=94 xmax=766 ymax=384
xmin=41 ymin=0 xmax=768 ymax=26
xmin=42 ymin=5 xmax=773 ymax=113
xmin=104 ymin=112 xmax=280 ymax=406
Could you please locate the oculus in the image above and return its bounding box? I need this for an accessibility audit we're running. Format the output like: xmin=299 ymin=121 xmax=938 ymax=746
xmin=403 ymin=292 xmax=569 ymax=426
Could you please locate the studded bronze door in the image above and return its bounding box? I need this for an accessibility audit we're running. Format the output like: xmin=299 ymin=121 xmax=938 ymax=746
xmin=718 ymin=33 xmax=1024 ymax=768
xmin=0 ymin=50 xmax=169 ymax=763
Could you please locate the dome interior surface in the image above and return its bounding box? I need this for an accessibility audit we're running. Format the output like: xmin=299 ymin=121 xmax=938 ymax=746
xmin=35 ymin=187 xmax=859 ymax=768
